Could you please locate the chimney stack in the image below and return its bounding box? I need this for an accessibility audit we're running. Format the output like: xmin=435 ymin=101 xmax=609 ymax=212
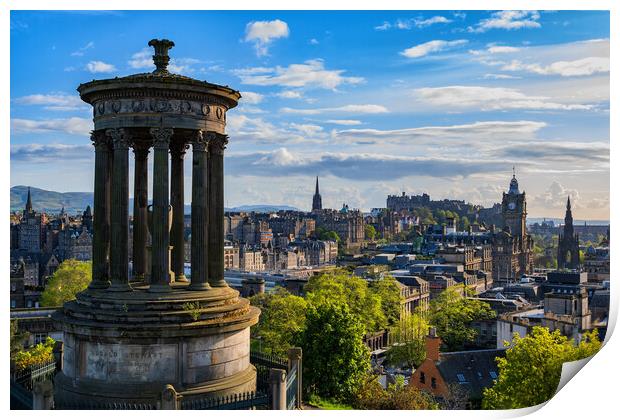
xmin=426 ymin=327 xmax=441 ymax=362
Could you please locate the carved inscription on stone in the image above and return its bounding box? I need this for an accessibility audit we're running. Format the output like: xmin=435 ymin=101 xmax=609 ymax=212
xmin=84 ymin=342 xmax=178 ymax=383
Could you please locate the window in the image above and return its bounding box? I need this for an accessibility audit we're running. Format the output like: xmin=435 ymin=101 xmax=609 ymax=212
xmin=490 ymin=371 xmax=498 ymax=379
xmin=456 ymin=373 xmax=467 ymax=384
xmin=431 ymin=377 xmax=437 ymax=389
xmin=420 ymin=372 xmax=426 ymax=384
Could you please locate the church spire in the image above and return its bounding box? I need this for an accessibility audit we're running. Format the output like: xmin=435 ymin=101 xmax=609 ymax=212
xmin=567 ymin=196 xmax=571 ymax=211
xmin=25 ymin=187 xmax=33 ymax=213
xmin=315 ymin=176 xmax=320 ymax=195
xmin=312 ymin=176 xmax=322 ymax=212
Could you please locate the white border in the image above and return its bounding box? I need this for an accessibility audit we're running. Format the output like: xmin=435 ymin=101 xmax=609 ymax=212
xmin=1 ymin=2 xmax=616 ymax=419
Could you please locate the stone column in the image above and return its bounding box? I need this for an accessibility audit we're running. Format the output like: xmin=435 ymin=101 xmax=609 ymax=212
xmin=189 ymin=131 xmax=210 ymax=290
xmin=89 ymin=131 xmax=112 ymax=289
xmin=132 ymin=143 xmax=149 ymax=282
xmin=269 ymin=368 xmax=287 ymax=410
xmin=207 ymin=133 xmax=228 ymax=288
xmin=107 ymin=128 xmax=132 ymax=292
xmin=170 ymin=140 xmax=188 ymax=283
xmin=149 ymin=127 xmax=173 ymax=292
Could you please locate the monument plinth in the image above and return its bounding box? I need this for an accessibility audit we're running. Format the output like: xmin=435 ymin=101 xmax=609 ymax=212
xmin=52 ymin=39 xmax=259 ymax=408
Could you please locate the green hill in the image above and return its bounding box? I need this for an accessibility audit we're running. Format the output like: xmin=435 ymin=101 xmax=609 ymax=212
xmin=11 ymin=186 xmax=93 ymax=214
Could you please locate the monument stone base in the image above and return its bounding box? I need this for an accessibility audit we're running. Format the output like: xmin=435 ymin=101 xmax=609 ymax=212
xmin=52 ymin=284 xmax=260 ymax=408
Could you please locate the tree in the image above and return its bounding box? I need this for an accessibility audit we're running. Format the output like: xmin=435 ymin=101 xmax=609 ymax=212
xmin=386 ymin=311 xmax=428 ymax=368
xmin=429 ymin=286 xmax=496 ymax=351
xmin=482 ymin=327 xmax=601 ymax=409
xmin=249 ymin=287 xmax=307 ymax=357
xmin=461 ymin=216 xmax=470 ymax=231
xmin=40 ymin=259 xmax=91 ymax=307
xmin=354 ymin=373 xmax=438 ymax=409
xmin=305 ymin=273 xmax=387 ymax=333
xmin=368 ymin=276 xmax=402 ymax=327
xmin=301 ymin=301 xmax=370 ymax=402
xmin=364 ymin=224 xmax=377 ymax=241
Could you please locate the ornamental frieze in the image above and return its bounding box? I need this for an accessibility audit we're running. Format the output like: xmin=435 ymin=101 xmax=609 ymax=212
xmin=93 ymin=98 xmax=227 ymax=120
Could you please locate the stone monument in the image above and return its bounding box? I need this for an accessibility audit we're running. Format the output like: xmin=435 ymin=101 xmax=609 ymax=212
xmin=52 ymin=39 xmax=260 ymax=408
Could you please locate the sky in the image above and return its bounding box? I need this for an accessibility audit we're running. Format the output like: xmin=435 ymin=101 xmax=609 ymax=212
xmin=10 ymin=10 xmax=610 ymax=219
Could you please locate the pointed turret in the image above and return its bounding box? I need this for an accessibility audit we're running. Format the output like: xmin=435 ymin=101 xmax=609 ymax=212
xmin=315 ymin=176 xmax=320 ymax=195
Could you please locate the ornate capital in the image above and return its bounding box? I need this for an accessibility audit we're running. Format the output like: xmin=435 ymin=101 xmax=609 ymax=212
xmin=170 ymin=140 xmax=189 ymax=158
xmin=90 ymin=130 xmax=110 ymax=151
xmin=132 ymin=142 xmax=150 ymax=159
xmin=190 ymin=130 xmax=208 ymax=152
xmin=106 ymin=128 xmax=132 ymax=150
xmin=150 ymin=127 xmax=174 ymax=150
xmin=207 ymin=132 xmax=228 ymax=155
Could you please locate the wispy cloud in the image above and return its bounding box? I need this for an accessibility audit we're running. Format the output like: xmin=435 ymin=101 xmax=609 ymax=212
xmin=413 ymin=86 xmax=593 ymax=111
xmin=244 ymin=19 xmax=290 ymax=57
xmin=375 ymin=15 xmax=452 ymax=30
xmin=501 ymin=56 xmax=609 ymax=77
xmin=400 ymin=40 xmax=468 ymax=58
xmin=281 ymin=104 xmax=388 ymax=115
xmin=240 ymin=91 xmax=264 ymax=105
xmin=234 ymin=60 xmax=364 ymax=90
xmin=468 ymin=11 xmax=541 ymax=33
xmin=14 ymin=92 xmax=86 ymax=111
xmin=11 ymin=143 xmax=92 ymax=162
xmin=70 ymin=41 xmax=94 ymax=57
xmin=85 ymin=60 xmax=116 ymax=73
xmin=11 ymin=117 xmax=91 ymax=136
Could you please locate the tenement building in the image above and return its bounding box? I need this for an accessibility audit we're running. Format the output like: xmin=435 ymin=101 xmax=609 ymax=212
xmin=52 ymin=40 xmax=259 ymax=408
xmin=491 ymin=172 xmax=533 ymax=283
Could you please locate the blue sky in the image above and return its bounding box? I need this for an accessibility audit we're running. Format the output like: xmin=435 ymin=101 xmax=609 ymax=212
xmin=10 ymin=10 xmax=609 ymax=219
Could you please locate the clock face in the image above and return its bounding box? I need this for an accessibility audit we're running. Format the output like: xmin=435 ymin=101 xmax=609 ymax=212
xmin=508 ymin=202 xmax=517 ymax=210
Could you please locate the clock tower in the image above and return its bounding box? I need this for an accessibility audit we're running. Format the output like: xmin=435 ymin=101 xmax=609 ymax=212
xmin=501 ymin=170 xmax=526 ymax=238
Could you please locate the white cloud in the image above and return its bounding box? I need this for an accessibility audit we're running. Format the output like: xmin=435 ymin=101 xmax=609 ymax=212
xmin=11 ymin=143 xmax=92 ymax=163
xmin=400 ymin=39 xmax=468 ymax=58
xmin=11 ymin=117 xmax=91 ymax=136
xmin=128 ymin=48 xmax=153 ymax=69
xmin=501 ymin=56 xmax=609 ymax=77
xmin=535 ymin=181 xmax=580 ymax=209
xmin=375 ymin=16 xmax=452 ymax=30
xmin=309 ymin=38 xmax=319 ymax=45
xmin=280 ymin=104 xmax=388 ymax=115
xmin=482 ymin=73 xmax=521 ymax=80
xmin=14 ymin=93 xmax=86 ymax=111
xmin=86 ymin=60 xmax=116 ymax=73
xmin=414 ymin=16 xmax=452 ymax=27
xmin=375 ymin=21 xmax=391 ymax=30
xmin=413 ymin=86 xmax=593 ymax=111
xmin=240 ymin=91 xmax=264 ymax=104
xmin=324 ymin=120 xmax=363 ymax=126
xmin=276 ymin=90 xmax=303 ymax=99
xmin=234 ymin=59 xmax=364 ymax=90
xmin=468 ymin=11 xmax=541 ymax=33
xmin=335 ymin=120 xmax=546 ymax=145
xmin=70 ymin=41 xmax=94 ymax=56
xmin=487 ymin=46 xmax=521 ymax=53
xmin=289 ymin=123 xmax=324 ymax=136
xmin=244 ymin=19 xmax=290 ymax=57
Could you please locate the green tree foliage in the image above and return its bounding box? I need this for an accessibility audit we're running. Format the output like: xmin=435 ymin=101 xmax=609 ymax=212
xmin=305 ymin=273 xmax=390 ymax=333
xmin=364 ymin=224 xmax=377 ymax=241
xmin=461 ymin=216 xmax=470 ymax=231
xmin=314 ymin=227 xmax=341 ymax=243
xmin=386 ymin=311 xmax=429 ymax=368
xmin=249 ymin=287 xmax=308 ymax=357
xmin=40 ymin=259 xmax=91 ymax=307
xmin=482 ymin=327 xmax=601 ymax=409
xmin=12 ymin=337 xmax=56 ymax=371
xmin=429 ymin=286 xmax=496 ymax=351
xmin=354 ymin=373 xmax=438 ymax=409
xmin=301 ymin=301 xmax=370 ymax=401
xmin=368 ymin=276 xmax=402 ymax=327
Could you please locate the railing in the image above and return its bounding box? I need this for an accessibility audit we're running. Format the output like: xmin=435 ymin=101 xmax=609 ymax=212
xmin=286 ymin=365 xmax=298 ymax=410
xmin=251 ymin=350 xmax=288 ymax=393
xmin=181 ymin=391 xmax=269 ymax=410
xmin=10 ymin=361 xmax=58 ymax=409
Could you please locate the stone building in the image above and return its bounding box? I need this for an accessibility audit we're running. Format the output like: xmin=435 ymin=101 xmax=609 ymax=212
xmin=557 ymin=197 xmax=580 ymax=269
xmin=491 ymin=172 xmax=533 ymax=283
xmin=315 ymin=205 xmax=364 ymax=249
xmin=18 ymin=188 xmax=45 ymax=253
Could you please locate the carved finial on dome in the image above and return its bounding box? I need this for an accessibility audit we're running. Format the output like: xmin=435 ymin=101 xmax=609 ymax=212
xmin=148 ymin=39 xmax=175 ymax=74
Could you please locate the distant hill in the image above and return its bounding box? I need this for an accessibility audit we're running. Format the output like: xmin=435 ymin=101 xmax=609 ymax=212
xmin=10 ymin=186 xmax=300 ymax=214
xmin=11 ymin=186 xmax=93 ymax=213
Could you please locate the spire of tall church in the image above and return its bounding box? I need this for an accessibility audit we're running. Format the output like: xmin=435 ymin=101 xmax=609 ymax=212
xmin=312 ymin=176 xmax=322 ymax=212
xmin=25 ymin=187 xmax=33 ymax=214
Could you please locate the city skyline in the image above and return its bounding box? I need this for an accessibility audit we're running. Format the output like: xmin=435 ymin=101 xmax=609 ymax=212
xmin=10 ymin=10 xmax=610 ymax=219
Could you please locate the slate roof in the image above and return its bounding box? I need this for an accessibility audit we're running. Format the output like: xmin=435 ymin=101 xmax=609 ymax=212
xmin=436 ymin=349 xmax=506 ymax=400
